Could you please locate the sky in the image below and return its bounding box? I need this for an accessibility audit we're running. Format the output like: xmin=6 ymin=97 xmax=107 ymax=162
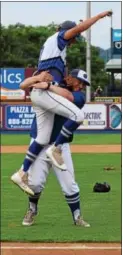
xmin=1 ymin=1 xmax=122 ymax=49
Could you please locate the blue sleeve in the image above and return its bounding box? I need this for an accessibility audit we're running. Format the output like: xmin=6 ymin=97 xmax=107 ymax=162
xmin=72 ymin=91 xmax=85 ymax=109
xmin=57 ymin=30 xmax=70 ymax=50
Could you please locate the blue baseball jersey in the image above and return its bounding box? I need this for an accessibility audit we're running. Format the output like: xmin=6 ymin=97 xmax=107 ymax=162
xmin=38 ymin=31 xmax=70 ymax=83
xmin=30 ymin=91 xmax=85 ymax=143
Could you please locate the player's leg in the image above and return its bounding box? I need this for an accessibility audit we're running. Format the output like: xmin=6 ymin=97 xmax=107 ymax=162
xmin=12 ymin=87 xmax=83 ymax=188
xmin=11 ymin=111 xmax=54 ymax=195
xmin=52 ymin=143 xmax=90 ymax=227
xmin=20 ymin=108 xmax=54 ymax=172
xmin=46 ymin=117 xmax=80 ymax=170
xmin=22 ymin=146 xmax=52 ymax=226
xmin=30 ymin=89 xmax=84 ymax=170
xmin=42 ymin=91 xmax=83 ymax=169
xmin=31 ymin=88 xmax=83 ymax=122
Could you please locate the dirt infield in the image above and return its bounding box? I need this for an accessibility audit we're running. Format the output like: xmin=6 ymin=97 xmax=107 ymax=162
xmin=1 ymin=144 xmax=121 ymax=153
xmin=1 ymin=242 xmax=121 ymax=255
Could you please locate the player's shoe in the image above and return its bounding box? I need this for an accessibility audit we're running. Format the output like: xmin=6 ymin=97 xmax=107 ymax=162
xmin=11 ymin=172 xmax=34 ymax=196
xmin=75 ymin=216 xmax=90 ymax=227
xmin=22 ymin=209 xmax=37 ymax=226
xmin=46 ymin=145 xmax=67 ymax=171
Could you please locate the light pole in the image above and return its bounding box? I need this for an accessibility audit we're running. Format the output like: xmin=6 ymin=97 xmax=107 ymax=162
xmin=86 ymin=1 xmax=91 ymax=102
xmin=110 ymin=11 xmax=113 ymax=59
xmin=110 ymin=12 xmax=114 ymax=92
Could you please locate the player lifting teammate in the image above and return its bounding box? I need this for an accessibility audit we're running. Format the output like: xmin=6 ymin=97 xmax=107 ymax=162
xmin=11 ymin=10 xmax=112 ymax=195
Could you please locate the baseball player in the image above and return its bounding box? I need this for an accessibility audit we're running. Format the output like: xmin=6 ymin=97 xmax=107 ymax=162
xmin=11 ymin=11 xmax=112 ymax=195
xmin=22 ymin=69 xmax=90 ymax=227
xmin=11 ymin=69 xmax=89 ymax=196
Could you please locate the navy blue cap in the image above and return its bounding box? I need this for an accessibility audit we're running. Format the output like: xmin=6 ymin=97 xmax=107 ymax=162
xmin=59 ymin=20 xmax=81 ymax=40
xmin=70 ymin=69 xmax=90 ymax=86
xmin=59 ymin=20 xmax=77 ymax=30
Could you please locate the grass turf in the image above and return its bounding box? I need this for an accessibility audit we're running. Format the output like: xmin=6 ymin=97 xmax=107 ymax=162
xmin=1 ymin=153 xmax=121 ymax=242
xmin=1 ymin=133 xmax=121 ymax=145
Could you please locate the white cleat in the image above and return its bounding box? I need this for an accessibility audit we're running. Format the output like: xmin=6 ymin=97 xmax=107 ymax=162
xmin=22 ymin=209 xmax=36 ymax=226
xmin=11 ymin=172 xmax=34 ymax=196
xmin=75 ymin=216 xmax=90 ymax=227
xmin=46 ymin=145 xmax=67 ymax=171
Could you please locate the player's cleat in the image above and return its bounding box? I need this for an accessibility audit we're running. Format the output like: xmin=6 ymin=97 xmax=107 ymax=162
xmin=46 ymin=144 xmax=67 ymax=171
xmin=22 ymin=209 xmax=37 ymax=226
xmin=11 ymin=172 xmax=34 ymax=196
xmin=75 ymin=216 xmax=90 ymax=227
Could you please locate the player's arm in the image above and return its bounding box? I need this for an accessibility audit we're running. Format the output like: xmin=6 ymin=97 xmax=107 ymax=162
xmin=20 ymin=71 xmax=53 ymax=90
xmin=72 ymin=91 xmax=85 ymax=108
xmin=31 ymin=82 xmax=74 ymax=102
xmin=48 ymin=84 xmax=74 ymax=102
xmin=64 ymin=10 xmax=112 ymax=40
xmin=20 ymin=76 xmax=40 ymax=90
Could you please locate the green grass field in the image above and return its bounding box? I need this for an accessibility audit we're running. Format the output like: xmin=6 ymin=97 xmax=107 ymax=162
xmin=1 ymin=134 xmax=121 ymax=242
xmin=1 ymin=133 xmax=121 ymax=145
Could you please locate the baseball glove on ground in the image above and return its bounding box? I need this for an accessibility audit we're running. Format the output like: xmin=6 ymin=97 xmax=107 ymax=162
xmin=93 ymin=182 xmax=111 ymax=193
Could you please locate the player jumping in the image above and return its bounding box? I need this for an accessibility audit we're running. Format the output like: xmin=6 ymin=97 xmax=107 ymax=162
xmin=11 ymin=11 xmax=112 ymax=195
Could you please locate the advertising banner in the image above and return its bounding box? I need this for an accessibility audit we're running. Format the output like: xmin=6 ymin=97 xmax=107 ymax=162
xmin=95 ymin=97 xmax=121 ymax=104
xmin=0 ymin=106 xmax=3 ymax=128
xmin=2 ymin=103 xmax=121 ymax=132
xmin=109 ymin=104 xmax=121 ymax=130
xmin=78 ymin=104 xmax=107 ymax=130
xmin=112 ymin=29 xmax=122 ymax=55
xmin=5 ymin=105 xmax=35 ymax=130
xmin=0 ymin=68 xmax=25 ymax=100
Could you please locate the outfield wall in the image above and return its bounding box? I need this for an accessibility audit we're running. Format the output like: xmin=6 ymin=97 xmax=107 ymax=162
xmin=1 ymin=103 xmax=121 ymax=131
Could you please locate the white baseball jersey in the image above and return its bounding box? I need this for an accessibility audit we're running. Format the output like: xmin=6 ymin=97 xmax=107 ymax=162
xmin=38 ymin=31 xmax=70 ymax=83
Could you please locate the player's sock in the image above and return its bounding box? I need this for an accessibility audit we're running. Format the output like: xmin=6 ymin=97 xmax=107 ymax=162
xmin=22 ymin=141 xmax=43 ymax=172
xmin=29 ymin=192 xmax=41 ymax=214
xmin=65 ymin=192 xmax=81 ymax=222
xmin=54 ymin=120 xmax=80 ymax=146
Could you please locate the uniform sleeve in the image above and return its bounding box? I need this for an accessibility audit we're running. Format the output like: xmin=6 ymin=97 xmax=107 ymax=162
xmin=72 ymin=91 xmax=85 ymax=109
xmin=57 ymin=30 xmax=70 ymax=50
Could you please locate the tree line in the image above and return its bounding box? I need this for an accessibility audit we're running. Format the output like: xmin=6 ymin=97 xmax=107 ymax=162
xmin=1 ymin=23 xmax=109 ymax=91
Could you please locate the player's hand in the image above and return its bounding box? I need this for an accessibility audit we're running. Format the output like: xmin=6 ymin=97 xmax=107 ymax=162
xmin=37 ymin=71 xmax=53 ymax=83
xmin=99 ymin=10 xmax=113 ymax=19
xmin=31 ymin=82 xmax=48 ymax=89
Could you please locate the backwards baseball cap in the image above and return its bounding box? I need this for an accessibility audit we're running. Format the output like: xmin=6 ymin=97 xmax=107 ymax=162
xmin=70 ymin=69 xmax=90 ymax=86
xmin=58 ymin=20 xmax=81 ymax=39
xmin=59 ymin=20 xmax=77 ymax=30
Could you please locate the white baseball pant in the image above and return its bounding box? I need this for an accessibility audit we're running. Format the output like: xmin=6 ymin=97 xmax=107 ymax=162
xmin=28 ymin=141 xmax=79 ymax=196
xmin=30 ymin=88 xmax=84 ymax=145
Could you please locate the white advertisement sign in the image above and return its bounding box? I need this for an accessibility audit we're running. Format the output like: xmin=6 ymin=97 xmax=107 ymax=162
xmin=109 ymin=104 xmax=121 ymax=130
xmin=78 ymin=104 xmax=107 ymax=130
xmin=1 ymin=88 xmax=25 ymax=100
